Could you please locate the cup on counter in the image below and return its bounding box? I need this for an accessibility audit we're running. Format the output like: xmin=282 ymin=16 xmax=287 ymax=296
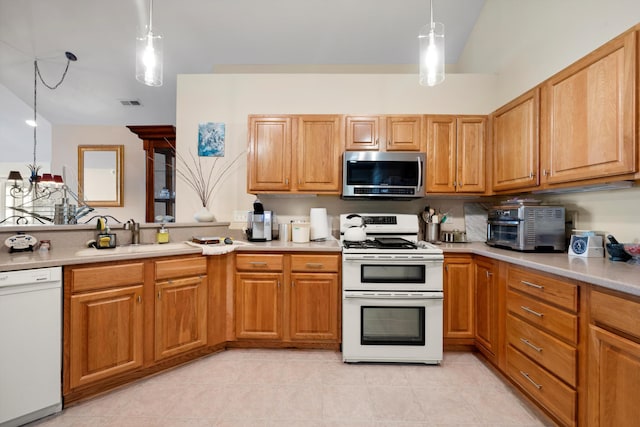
xmin=278 ymin=223 xmax=291 ymax=241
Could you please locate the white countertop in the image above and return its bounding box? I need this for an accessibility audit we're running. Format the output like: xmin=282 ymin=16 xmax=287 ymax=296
xmin=1 ymin=238 xmax=638 ymax=297
xmin=441 ymin=242 xmax=640 ymax=297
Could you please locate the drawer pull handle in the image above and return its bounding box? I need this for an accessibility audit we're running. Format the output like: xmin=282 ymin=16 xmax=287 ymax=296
xmin=519 ymin=371 xmax=542 ymax=389
xmin=249 ymin=262 xmax=268 ymax=267
xmin=520 ymin=305 xmax=544 ymax=317
xmin=520 ymin=338 xmax=543 ymax=352
xmin=521 ymin=280 xmax=544 ymax=290
xmin=305 ymin=263 xmax=324 ymax=268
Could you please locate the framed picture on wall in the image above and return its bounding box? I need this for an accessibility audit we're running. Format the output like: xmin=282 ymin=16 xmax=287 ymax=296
xmin=198 ymin=122 xmax=225 ymax=157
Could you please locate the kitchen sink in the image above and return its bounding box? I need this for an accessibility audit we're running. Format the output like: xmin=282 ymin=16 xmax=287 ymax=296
xmin=74 ymin=242 xmax=195 ymax=257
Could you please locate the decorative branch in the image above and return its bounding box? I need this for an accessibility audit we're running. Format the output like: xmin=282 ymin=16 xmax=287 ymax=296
xmin=165 ymin=138 xmax=245 ymax=208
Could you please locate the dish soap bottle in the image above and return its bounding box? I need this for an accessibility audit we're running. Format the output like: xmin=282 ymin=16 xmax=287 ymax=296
xmin=156 ymin=224 xmax=169 ymax=244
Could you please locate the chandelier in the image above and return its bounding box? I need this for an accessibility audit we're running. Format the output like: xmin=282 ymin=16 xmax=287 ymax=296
xmin=3 ymin=52 xmax=93 ymax=225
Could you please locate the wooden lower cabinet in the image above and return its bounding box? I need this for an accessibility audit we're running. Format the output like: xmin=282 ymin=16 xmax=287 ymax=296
xmin=64 ymin=255 xmax=220 ymax=404
xmin=443 ymin=255 xmax=474 ymax=345
xmin=154 ymin=275 xmax=208 ymax=360
xmin=505 ymin=265 xmax=579 ymax=426
xmin=588 ymin=288 xmax=640 ymax=426
xmin=474 ymin=256 xmax=499 ymax=364
xmin=69 ymin=284 xmax=144 ymax=389
xmin=234 ymin=252 xmax=341 ymax=346
xmin=235 ymin=272 xmax=283 ymax=340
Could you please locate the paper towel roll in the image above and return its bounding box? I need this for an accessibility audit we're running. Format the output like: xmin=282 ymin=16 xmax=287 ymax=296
xmin=309 ymin=208 xmax=329 ymax=241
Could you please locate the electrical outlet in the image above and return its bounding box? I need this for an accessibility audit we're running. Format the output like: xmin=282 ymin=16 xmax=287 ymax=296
xmin=232 ymin=210 xmax=248 ymax=222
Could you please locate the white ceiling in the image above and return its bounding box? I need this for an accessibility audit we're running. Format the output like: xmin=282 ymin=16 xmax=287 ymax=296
xmin=0 ymin=0 xmax=486 ymax=126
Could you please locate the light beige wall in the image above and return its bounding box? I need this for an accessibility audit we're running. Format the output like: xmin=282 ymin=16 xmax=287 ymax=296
xmin=51 ymin=125 xmax=145 ymax=223
xmin=175 ymin=73 xmax=498 ymax=224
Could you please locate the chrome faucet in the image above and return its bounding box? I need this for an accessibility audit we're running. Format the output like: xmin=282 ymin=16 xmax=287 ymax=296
xmin=124 ymin=219 xmax=140 ymax=245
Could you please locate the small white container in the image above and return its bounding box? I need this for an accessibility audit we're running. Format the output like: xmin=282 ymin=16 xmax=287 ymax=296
xmin=291 ymin=221 xmax=310 ymax=243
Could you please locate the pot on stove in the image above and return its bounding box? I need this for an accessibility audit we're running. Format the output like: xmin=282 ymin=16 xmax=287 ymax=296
xmin=343 ymin=214 xmax=367 ymax=241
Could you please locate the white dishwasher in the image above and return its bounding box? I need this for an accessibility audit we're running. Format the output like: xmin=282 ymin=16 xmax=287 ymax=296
xmin=0 ymin=267 xmax=62 ymax=427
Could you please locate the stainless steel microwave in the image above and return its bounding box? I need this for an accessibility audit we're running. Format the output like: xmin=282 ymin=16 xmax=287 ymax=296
xmin=342 ymin=151 xmax=425 ymax=199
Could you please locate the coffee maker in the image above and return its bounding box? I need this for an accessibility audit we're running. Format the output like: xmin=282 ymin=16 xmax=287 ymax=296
xmin=246 ymin=200 xmax=273 ymax=242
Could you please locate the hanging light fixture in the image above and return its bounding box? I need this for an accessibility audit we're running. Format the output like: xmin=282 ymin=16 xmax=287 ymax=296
xmin=418 ymin=0 xmax=445 ymax=86
xmin=2 ymin=52 xmax=92 ymax=225
xmin=136 ymin=0 xmax=163 ymax=86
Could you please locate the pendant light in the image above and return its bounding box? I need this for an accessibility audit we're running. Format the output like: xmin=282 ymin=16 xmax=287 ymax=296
xmin=418 ymin=0 xmax=445 ymax=86
xmin=136 ymin=0 xmax=163 ymax=86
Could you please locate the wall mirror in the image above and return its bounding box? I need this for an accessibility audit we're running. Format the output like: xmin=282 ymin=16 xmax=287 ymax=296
xmin=78 ymin=145 xmax=124 ymax=207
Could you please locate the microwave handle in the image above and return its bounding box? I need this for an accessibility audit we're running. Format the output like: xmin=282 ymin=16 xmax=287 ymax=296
xmin=417 ymin=156 xmax=423 ymax=188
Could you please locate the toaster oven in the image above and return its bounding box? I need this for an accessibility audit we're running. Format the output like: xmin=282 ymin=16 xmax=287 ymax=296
xmin=486 ymin=204 xmax=565 ymax=252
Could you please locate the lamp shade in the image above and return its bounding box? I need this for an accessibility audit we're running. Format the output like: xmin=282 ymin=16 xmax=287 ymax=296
xmin=7 ymin=171 xmax=23 ymax=181
xmin=419 ymin=21 xmax=445 ymax=87
xmin=136 ymin=28 xmax=163 ymax=87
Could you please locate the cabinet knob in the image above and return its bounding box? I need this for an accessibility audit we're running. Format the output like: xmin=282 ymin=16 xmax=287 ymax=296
xmin=157 ymin=291 xmax=161 ymax=300
xmin=291 ymin=281 xmax=295 ymax=287
xmin=486 ymin=271 xmax=493 ymax=278
xmin=137 ymin=295 xmax=142 ymax=304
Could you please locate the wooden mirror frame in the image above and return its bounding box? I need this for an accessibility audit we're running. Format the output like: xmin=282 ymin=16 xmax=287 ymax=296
xmin=78 ymin=145 xmax=124 ymax=207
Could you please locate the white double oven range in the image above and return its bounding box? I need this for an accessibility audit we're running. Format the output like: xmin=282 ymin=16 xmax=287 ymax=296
xmin=340 ymin=213 xmax=444 ymax=364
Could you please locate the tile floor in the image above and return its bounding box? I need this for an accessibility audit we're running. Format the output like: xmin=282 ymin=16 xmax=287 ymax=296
xmin=31 ymin=349 xmax=553 ymax=426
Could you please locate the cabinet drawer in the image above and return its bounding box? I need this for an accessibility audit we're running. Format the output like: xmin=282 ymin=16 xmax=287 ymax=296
xmin=290 ymin=255 xmax=339 ymax=272
xmin=507 ymin=266 xmax=578 ymax=312
xmin=507 ymin=314 xmax=577 ymax=387
xmin=590 ymin=289 xmax=640 ymax=340
xmin=507 ymin=290 xmax=578 ymax=344
xmin=507 ymin=346 xmax=576 ymax=427
xmin=236 ymin=254 xmax=284 ymax=271
xmin=155 ymin=257 xmax=207 ymax=280
xmin=71 ymin=262 xmax=145 ymax=293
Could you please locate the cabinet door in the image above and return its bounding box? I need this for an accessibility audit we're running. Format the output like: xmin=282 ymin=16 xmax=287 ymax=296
xmin=426 ymin=116 xmax=456 ymax=192
xmin=295 ymin=115 xmax=343 ymax=193
xmin=457 ymin=117 xmax=486 ymax=193
xmin=475 ymin=258 xmax=498 ymax=357
xmin=290 ymin=273 xmax=340 ymax=341
xmin=386 ymin=115 xmax=423 ymax=151
xmin=541 ymin=31 xmax=636 ymax=184
xmin=69 ymin=285 xmax=144 ymax=389
xmin=588 ymin=325 xmax=640 ymax=426
xmin=443 ymin=256 xmax=474 ymax=340
xmin=345 ymin=116 xmax=380 ymax=151
xmin=154 ymin=276 xmax=208 ymax=361
xmin=492 ymin=88 xmax=540 ymax=192
xmin=235 ymin=272 xmax=283 ymax=340
xmin=247 ymin=116 xmax=292 ymax=192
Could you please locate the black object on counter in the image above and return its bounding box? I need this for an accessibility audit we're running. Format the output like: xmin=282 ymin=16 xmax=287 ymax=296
xmin=605 ymin=243 xmax=631 ymax=262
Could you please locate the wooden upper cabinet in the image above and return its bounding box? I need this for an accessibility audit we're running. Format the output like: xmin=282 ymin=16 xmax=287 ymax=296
xmin=492 ymin=88 xmax=540 ymax=192
xmin=247 ymin=115 xmax=342 ymax=194
xmin=247 ymin=116 xmax=292 ymax=192
xmin=345 ymin=116 xmax=380 ymax=150
xmin=426 ymin=115 xmax=486 ymax=193
xmin=385 ymin=115 xmax=423 ymax=151
xmin=345 ymin=115 xmax=423 ymax=152
xmin=540 ymin=30 xmax=637 ymax=185
xmin=426 ymin=116 xmax=456 ymax=192
xmin=295 ymin=115 xmax=343 ymax=193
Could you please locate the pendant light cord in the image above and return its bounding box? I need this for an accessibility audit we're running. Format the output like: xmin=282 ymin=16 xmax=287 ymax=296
xmin=31 ymin=54 xmax=76 ymax=169
xmin=149 ymin=0 xmax=154 ymax=32
xmin=430 ymin=0 xmax=434 ymax=30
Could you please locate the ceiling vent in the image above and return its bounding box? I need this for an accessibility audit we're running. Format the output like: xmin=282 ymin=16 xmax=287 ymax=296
xmin=119 ymin=99 xmax=142 ymax=106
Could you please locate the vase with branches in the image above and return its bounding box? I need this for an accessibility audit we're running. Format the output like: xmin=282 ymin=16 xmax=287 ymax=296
xmin=169 ymin=139 xmax=244 ymax=221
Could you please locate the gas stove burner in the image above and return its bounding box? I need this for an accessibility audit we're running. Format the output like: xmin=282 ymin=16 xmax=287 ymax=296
xmin=342 ymin=238 xmax=417 ymax=250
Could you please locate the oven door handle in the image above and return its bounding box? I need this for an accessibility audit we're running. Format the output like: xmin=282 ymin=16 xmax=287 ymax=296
xmin=488 ymin=220 xmax=521 ymax=226
xmin=344 ymin=292 xmax=444 ymax=300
